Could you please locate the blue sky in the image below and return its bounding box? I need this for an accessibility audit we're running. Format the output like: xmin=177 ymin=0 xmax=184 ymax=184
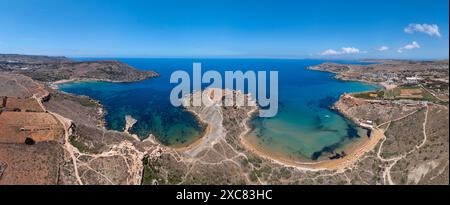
xmin=0 ymin=0 xmax=448 ymax=59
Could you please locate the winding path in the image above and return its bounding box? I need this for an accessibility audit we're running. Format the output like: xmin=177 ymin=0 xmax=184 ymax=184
xmin=32 ymin=91 xmax=84 ymax=185
xmin=377 ymin=105 xmax=429 ymax=185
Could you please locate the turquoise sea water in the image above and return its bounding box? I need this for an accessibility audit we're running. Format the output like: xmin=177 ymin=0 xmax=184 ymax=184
xmin=58 ymin=59 xmax=379 ymax=160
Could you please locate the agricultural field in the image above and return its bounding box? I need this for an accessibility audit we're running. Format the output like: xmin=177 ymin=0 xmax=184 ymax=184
xmin=352 ymin=85 xmax=442 ymax=103
xmin=4 ymin=97 xmax=45 ymax=112
xmin=0 ymin=112 xmax=64 ymax=144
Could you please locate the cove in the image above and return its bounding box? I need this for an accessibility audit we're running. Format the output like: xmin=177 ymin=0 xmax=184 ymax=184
xmin=58 ymin=58 xmax=379 ymax=159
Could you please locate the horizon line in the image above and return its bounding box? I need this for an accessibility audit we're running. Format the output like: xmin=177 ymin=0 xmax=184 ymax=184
xmin=1 ymin=52 xmax=448 ymax=61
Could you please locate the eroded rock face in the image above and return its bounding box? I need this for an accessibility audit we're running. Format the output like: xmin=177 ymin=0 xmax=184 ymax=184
xmin=334 ymin=94 xmax=421 ymax=126
xmin=0 ymin=55 xmax=159 ymax=185
xmin=43 ymin=89 xmax=106 ymax=128
xmin=1 ymin=70 xmax=448 ymax=185
xmin=13 ymin=61 xmax=159 ymax=83
xmin=0 ymin=72 xmax=149 ymax=185
xmin=0 ymin=54 xmax=159 ymax=83
xmin=140 ymin=89 xmax=259 ymax=185
xmin=57 ymin=88 xmax=449 ymax=185
xmin=181 ymin=89 xmax=252 ymax=157
xmin=141 ymin=89 xmax=448 ymax=185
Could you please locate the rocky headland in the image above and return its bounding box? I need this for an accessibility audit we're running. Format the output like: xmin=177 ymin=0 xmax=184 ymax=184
xmin=0 ymin=54 xmax=159 ymax=83
xmin=0 ymin=55 xmax=448 ymax=185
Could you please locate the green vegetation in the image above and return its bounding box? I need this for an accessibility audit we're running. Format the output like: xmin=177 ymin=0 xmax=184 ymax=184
xmin=384 ymin=85 xmax=421 ymax=99
xmin=353 ymin=91 xmax=384 ymax=100
xmin=69 ymin=136 xmax=91 ymax=153
xmin=352 ymin=85 xmax=441 ymax=103
xmin=279 ymin=167 xmax=292 ymax=179
xmin=141 ymin=157 xmax=161 ymax=185
xmin=75 ymin=97 xmax=98 ymax=108
xmin=257 ymin=165 xmax=272 ymax=177
xmin=167 ymin=170 xmax=184 ymax=184
xmin=247 ymin=156 xmax=263 ymax=168
xmin=421 ymin=90 xmax=442 ymax=103
xmin=240 ymin=158 xmax=250 ymax=168
xmin=249 ymin=170 xmax=258 ymax=182
xmin=141 ymin=157 xmax=184 ymax=185
xmin=62 ymin=94 xmax=98 ymax=108
xmin=383 ymin=88 xmax=400 ymax=99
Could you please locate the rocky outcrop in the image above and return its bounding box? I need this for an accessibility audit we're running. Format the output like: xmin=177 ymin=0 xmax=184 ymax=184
xmin=0 ymin=73 xmax=149 ymax=185
xmin=0 ymin=54 xmax=71 ymax=64
xmin=1 ymin=68 xmax=448 ymax=185
xmin=0 ymin=54 xmax=159 ymax=83
xmin=16 ymin=61 xmax=159 ymax=82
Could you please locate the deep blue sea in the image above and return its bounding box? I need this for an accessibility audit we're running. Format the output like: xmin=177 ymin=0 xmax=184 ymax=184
xmin=58 ymin=58 xmax=379 ymax=160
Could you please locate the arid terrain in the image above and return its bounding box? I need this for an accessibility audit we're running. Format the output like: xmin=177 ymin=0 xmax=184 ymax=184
xmin=0 ymin=54 xmax=448 ymax=185
xmin=0 ymin=54 xmax=159 ymax=83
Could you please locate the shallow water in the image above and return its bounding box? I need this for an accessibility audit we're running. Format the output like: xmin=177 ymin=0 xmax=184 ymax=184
xmin=59 ymin=58 xmax=379 ymax=159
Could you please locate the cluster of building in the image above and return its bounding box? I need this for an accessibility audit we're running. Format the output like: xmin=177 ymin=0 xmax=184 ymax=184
xmin=359 ymin=71 xmax=428 ymax=85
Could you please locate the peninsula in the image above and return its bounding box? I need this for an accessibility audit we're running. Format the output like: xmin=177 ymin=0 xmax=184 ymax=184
xmin=0 ymin=54 xmax=448 ymax=185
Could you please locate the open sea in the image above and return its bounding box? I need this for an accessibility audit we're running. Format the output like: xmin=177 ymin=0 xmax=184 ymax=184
xmin=58 ymin=58 xmax=379 ymax=160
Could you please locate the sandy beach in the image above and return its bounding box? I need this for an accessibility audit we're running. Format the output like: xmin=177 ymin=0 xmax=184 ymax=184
xmin=240 ymin=127 xmax=385 ymax=171
xmin=173 ymin=88 xmax=386 ymax=171
xmin=238 ymin=104 xmax=386 ymax=171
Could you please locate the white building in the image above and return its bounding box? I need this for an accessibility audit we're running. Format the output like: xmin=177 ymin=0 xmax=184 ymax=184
xmin=406 ymin=75 xmax=422 ymax=84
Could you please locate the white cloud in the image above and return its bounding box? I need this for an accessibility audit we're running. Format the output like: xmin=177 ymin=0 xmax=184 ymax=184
xmin=377 ymin=46 xmax=389 ymax=51
xmin=321 ymin=47 xmax=364 ymax=55
xmin=404 ymin=41 xmax=421 ymax=49
xmin=341 ymin=47 xmax=360 ymax=54
xmin=397 ymin=41 xmax=420 ymax=53
xmin=321 ymin=49 xmax=340 ymax=55
xmin=404 ymin=23 xmax=441 ymax=37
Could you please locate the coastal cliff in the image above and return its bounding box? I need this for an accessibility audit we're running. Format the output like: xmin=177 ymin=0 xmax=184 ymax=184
xmin=0 ymin=54 xmax=158 ymax=185
xmin=1 ymin=59 xmax=448 ymax=185
xmin=0 ymin=54 xmax=159 ymax=83
xmin=308 ymin=60 xmax=449 ymax=90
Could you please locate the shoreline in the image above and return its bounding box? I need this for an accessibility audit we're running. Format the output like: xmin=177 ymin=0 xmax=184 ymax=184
xmin=237 ymin=67 xmax=387 ymax=171
xmin=52 ymin=76 xmax=208 ymax=150
xmin=49 ymin=76 xmax=158 ymax=89
xmin=171 ymin=124 xmax=212 ymax=152
xmin=121 ymin=111 xmax=208 ymax=150
xmin=240 ymin=112 xmax=385 ymax=171
xmin=159 ymin=105 xmax=211 ymax=151
xmin=306 ymin=66 xmax=389 ymax=90
xmin=52 ymin=63 xmax=387 ymax=171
